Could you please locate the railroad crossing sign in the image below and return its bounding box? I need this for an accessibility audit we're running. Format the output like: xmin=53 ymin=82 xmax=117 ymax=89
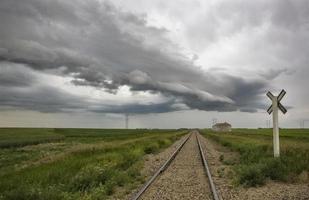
xmin=266 ymin=89 xmax=287 ymax=157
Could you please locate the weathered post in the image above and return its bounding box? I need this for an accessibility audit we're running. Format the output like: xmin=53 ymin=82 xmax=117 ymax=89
xmin=272 ymin=96 xmax=280 ymax=157
xmin=267 ymin=90 xmax=287 ymax=158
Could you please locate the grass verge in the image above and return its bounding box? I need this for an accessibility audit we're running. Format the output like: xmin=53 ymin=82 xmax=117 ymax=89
xmin=200 ymin=129 xmax=309 ymax=187
xmin=0 ymin=128 xmax=186 ymax=200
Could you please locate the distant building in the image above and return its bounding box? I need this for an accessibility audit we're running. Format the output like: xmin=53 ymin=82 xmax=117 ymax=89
xmin=212 ymin=122 xmax=232 ymax=132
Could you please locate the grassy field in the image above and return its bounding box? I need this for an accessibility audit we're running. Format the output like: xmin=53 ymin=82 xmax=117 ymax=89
xmin=0 ymin=128 xmax=186 ymax=200
xmin=200 ymin=128 xmax=309 ymax=187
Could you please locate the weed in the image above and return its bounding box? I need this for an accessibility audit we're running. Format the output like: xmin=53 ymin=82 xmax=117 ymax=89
xmin=237 ymin=163 xmax=266 ymax=187
xmin=219 ymin=154 xmax=224 ymax=162
xmin=143 ymin=143 xmax=159 ymax=154
xmin=217 ymin=167 xmax=225 ymax=178
xmin=201 ymin=129 xmax=309 ymax=187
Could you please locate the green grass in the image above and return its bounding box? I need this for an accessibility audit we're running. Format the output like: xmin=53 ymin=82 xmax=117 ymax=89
xmin=0 ymin=128 xmax=64 ymax=148
xmin=200 ymin=128 xmax=309 ymax=187
xmin=0 ymin=128 xmax=186 ymax=200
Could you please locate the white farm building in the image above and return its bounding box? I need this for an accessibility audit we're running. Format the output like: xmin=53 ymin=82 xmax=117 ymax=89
xmin=212 ymin=122 xmax=232 ymax=132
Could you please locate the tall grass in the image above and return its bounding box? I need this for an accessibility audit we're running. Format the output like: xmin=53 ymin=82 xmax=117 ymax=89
xmin=201 ymin=129 xmax=309 ymax=187
xmin=0 ymin=128 xmax=185 ymax=200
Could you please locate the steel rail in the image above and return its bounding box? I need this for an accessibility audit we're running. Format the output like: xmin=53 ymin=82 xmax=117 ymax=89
xmin=131 ymin=132 xmax=192 ymax=200
xmin=196 ymin=132 xmax=220 ymax=200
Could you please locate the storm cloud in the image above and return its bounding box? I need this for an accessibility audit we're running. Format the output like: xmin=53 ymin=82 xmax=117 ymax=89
xmin=0 ymin=0 xmax=305 ymax=116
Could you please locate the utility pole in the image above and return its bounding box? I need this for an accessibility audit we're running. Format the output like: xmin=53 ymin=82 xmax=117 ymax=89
xmin=267 ymin=89 xmax=287 ymax=158
xmin=300 ymin=120 xmax=304 ymax=129
xmin=301 ymin=120 xmax=309 ymax=129
xmin=125 ymin=114 xmax=129 ymax=129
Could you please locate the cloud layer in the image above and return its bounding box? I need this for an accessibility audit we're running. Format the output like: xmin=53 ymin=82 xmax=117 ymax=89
xmin=0 ymin=0 xmax=299 ymax=115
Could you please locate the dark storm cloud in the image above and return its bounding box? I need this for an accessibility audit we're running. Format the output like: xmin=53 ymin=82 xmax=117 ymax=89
xmin=89 ymin=100 xmax=182 ymax=114
xmin=0 ymin=0 xmax=283 ymax=114
xmin=0 ymin=62 xmax=185 ymax=114
xmin=0 ymin=62 xmax=87 ymax=112
xmin=0 ymin=85 xmax=84 ymax=113
xmin=0 ymin=62 xmax=37 ymax=87
xmin=0 ymin=83 xmax=179 ymax=114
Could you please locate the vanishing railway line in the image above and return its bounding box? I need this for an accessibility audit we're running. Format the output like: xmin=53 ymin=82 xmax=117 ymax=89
xmin=131 ymin=130 xmax=220 ymax=200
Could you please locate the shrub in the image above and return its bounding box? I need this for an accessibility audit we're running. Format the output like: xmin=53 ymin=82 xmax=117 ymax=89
xmin=237 ymin=164 xmax=265 ymax=187
xmin=158 ymin=139 xmax=170 ymax=148
xmin=263 ymin=158 xmax=288 ymax=181
xmin=143 ymin=143 xmax=159 ymax=154
xmin=70 ymin=165 xmax=111 ymax=192
xmin=117 ymin=150 xmax=140 ymax=169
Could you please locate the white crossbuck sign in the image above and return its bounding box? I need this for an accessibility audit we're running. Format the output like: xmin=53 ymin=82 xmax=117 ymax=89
xmin=267 ymin=90 xmax=287 ymax=114
xmin=266 ymin=89 xmax=287 ymax=157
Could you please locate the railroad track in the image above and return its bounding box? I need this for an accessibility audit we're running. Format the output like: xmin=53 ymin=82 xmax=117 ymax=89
xmin=131 ymin=130 xmax=220 ymax=200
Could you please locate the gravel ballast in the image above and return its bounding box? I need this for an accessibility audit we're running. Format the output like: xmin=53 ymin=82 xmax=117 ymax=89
xmin=139 ymin=131 xmax=212 ymax=200
xmin=127 ymin=131 xmax=309 ymax=200
xmin=125 ymin=134 xmax=189 ymax=200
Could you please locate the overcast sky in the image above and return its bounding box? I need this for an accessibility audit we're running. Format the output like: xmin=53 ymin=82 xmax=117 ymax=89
xmin=0 ymin=0 xmax=308 ymax=128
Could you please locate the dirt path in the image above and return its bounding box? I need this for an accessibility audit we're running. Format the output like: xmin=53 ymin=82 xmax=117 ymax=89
xmin=139 ymin=131 xmax=212 ymax=200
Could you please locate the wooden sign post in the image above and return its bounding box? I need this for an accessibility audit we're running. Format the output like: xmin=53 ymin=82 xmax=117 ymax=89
xmin=267 ymin=89 xmax=287 ymax=157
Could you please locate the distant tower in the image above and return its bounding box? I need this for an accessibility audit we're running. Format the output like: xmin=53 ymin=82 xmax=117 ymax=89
xmin=125 ymin=114 xmax=129 ymax=129
xmin=300 ymin=120 xmax=304 ymax=129
xmin=301 ymin=120 xmax=309 ymax=129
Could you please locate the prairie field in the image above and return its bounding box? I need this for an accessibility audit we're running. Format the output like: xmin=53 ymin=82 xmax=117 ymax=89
xmin=0 ymin=128 xmax=186 ymax=200
xmin=200 ymin=128 xmax=309 ymax=187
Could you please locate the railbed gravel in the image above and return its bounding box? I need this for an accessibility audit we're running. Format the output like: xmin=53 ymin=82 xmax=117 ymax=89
xmin=124 ymin=133 xmax=190 ymax=200
xmin=138 ymin=131 xmax=212 ymax=200
xmin=126 ymin=131 xmax=309 ymax=200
